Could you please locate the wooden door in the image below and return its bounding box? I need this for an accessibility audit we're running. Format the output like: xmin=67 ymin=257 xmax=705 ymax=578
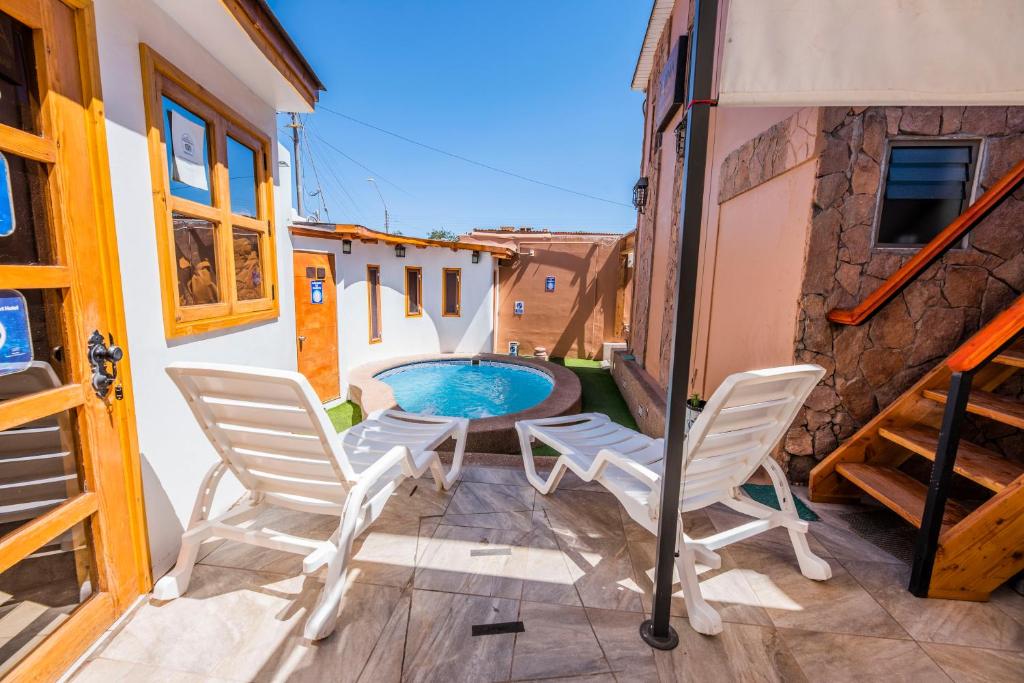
xmin=294 ymin=251 xmax=340 ymax=401
xmin=0 ymin=1 xmax=147 ymax=680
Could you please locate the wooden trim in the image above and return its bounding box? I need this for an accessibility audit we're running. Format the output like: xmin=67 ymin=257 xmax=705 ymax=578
xmin=404 ymin=265 xmax=422 ymax=317
xmin=0 ymin=383 xmax=84 ymax=432
xmin=0 ymin=264 xmax=72 ymax=289
xmin=442 ymin=267 xmax=461 ymax=317
xmin=2 ymin=0 xmax=43 ymax=28
xmin=218 ymin=0 xmax=324 ymax=108
xmin=289 ymin=223 xmax=514 ymax=258
xmin=0 ymin=492 xmax=97 ymax=574
xmin=139 ymin=44 xmax=279 ymax=339
xmin=946 ymin=293 xmax=1024 ymax=372
xmin=366 ymin=263 xmax=381 ymax=343
xmin=828 ymin=157 xmax=1024 ymax=326
xmin=0 ymin=122 xmax=57 ymax=162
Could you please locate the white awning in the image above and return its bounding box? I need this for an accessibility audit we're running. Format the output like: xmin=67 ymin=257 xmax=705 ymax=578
xmin=718 ymin=0 xmax=1024 ymax=106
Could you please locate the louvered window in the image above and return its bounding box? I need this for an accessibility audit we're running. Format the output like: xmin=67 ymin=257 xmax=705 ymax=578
xmin=876 ymin=143 xmax=978 ymax=246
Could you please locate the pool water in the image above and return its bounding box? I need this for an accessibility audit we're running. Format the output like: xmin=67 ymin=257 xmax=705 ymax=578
xmin=376 ymin=360 xmax=553 ymax=419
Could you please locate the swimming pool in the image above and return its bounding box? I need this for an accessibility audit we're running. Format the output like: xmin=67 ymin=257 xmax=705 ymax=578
xmin=375 ymin=360 xmax=554 ymax=419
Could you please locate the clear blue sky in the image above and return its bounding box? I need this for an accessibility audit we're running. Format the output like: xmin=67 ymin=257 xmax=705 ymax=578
xmin=267 ymin=1 xmax=648 ymax=237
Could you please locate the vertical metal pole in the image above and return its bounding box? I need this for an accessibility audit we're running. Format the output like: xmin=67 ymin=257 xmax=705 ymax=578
xmin=290 ymin=112 xmax=305 ymax=217
xmin=909 ymin=370 xmax=972 ymax=596
xmin=639 ymin=0 xmax=719 ymax=650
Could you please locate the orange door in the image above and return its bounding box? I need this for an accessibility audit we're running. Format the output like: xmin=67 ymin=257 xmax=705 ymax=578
xmin=0 ymin=1 xmax=148 ymax=679
xmin=294 ymin=251 xmax=340 ymax=401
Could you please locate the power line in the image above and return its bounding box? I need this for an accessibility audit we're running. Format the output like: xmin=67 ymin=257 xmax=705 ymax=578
xmin=317 ymin=105 xmax=632 ymax=208
xmin=305 ymin=124 xmax=412 ymax=197
xmin=306 ymin=138 xmax=368 ymax=222
xmin=300 ymin=122 xmax=329 ymax=221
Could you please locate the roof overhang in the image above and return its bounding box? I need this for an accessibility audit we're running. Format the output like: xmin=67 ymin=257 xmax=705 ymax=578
xmin=153 ymin=0 xmax=324 ymax=112
xmin=289 ymin=223 xmax=515 ymax=258
xmin=631 ymin=0 xmax=674 ymax=91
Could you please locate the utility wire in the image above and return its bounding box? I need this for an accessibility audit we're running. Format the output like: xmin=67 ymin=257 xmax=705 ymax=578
xmin=300 ymin=122 xmax=330 ymax=221
xmin=306 ymin=124 xmax=412 ymax=197
xmin=317 ymin=105 xmax=632 ymax=208
xmin=306 ymin=139 xmax=368 ymax=222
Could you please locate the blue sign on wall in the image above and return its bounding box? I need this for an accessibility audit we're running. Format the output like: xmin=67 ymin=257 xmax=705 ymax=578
xmin=513 ymin=300 xmax=525 ymax=315
xmin=0 ymin=153 xmax=15 ymax=238
xmin=0 ymin=289 xmax=32 ymax=376
xmin=545 ymin=275 xmax=555 ymax=292
xmin=310 ymin=280 xmax=324 ymax=304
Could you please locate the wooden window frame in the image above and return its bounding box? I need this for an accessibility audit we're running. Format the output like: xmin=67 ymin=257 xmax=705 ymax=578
xmin=367 ymin=264 xmax=382 ymax=343
xmin=139 ymin=44 xmax=279 ymax=338
xmin=442 ymin=267 xmax=461 ymax=318
xmin=404 ymin=266 xmax=423 ymax=317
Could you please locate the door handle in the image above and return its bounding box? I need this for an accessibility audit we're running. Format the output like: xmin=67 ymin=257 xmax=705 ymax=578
xmin=87 ymin=330 xmax=123 ymax=399
xmin=298 ymin=335 xmax=306 ymax=351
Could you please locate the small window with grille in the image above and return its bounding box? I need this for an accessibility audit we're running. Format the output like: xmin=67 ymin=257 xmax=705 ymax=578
xmin=875 ymin=142 xmax=979 ymax=247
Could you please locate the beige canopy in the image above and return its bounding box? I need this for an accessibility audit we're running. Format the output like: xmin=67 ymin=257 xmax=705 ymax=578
xmin=716 ymin=0 xmax=1024 ymax=106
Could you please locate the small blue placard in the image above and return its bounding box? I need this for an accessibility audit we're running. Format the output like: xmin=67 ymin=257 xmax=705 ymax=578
xmin=310 ymin=280 xmax=324 ymax=304
xmin=513 ymin=300 xmax=524 ymax=316
xmin=508 ymin=341 xmax=519 ymax=356
xmin=0 ymin=289 xmax=32 ymax=376
xmin=545 ymin=275 xmax=555 ymax=292
xmin=0 ymin=153 xmax=14 ymax=238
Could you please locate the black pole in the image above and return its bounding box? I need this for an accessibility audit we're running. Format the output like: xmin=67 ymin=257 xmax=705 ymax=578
xmin=639 ymin=0 xmax=719 ymax=650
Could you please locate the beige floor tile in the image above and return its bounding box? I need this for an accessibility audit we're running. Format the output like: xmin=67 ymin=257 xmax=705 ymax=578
xmin=702 ymin=504 xmax=834 ymax=561
xmin=920 ymin=642 xmax=1024 ymax=682
xmin=841 ymin=560 xmax=1024 ymax=650
xmin=403 ymin=589 xmax=518 ymax=683
xmin=516 ymin=675 xmax=617 ymax=683
xmin=584 ymin=608 xmax=658 ymax=679
xmin=652 ymin=619 xmax=807 ymax=683
xmin=559 ymin=537 xmax=645 ymax=613
xmin=348 ymin=517 xmax=423 ymax=588
xmin=70 ymin=656 xmax=235 ymax=682
xmin=441 ymin=509 xmax=537 ymax=531
xmin=990 ymin=586 xmax=1024 ymax=627
xmin=538 ymin=489 xmax=626 ymax=542
xmin=447 ymin=481 xmax=536 ymax=515
xmin=253 ymin=581 xmax=404 ymax=682
xmin=730 ymin=545 xmax=909 ymax=639
xmin=511 ymin=601 xmax=610 ymax=680
xmin=357 ymin=589 xmax=411 ymax=682
xmin=779 ymin=629 xmax=950 ymax=682
xmin=460 ymin=464 xmax=531 ymax=487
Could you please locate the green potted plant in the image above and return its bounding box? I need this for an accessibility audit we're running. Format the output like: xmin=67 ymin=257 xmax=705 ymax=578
xmin=685 ymin=392 xmax=706 ymax=434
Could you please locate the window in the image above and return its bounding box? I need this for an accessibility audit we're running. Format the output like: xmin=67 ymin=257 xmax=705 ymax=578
xmin=367 ymin=264 xmax=382 ymax=343
xmin=442 ymin=268 xmax=461 ymax=317
xmin=405 ymin=266 xmax=422 ymax=317
xmin=141 ymin=45 xmax=277 ymax=337
xmin=875 ymin=142 xmax=979 ymax=247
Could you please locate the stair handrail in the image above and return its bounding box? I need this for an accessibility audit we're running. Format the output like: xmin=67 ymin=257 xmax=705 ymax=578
xmin=828 ymin=158 xmax=1024 ymax=326
xmin=945 ymin=292 xmax=1024 ymax=372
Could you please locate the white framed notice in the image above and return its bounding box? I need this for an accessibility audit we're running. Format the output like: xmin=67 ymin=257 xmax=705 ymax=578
xmin=170 ymin=109 xmax=209 ymax=191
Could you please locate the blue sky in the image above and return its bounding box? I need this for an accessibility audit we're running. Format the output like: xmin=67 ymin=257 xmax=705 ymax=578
xmin=267 ymin=1 xmax=648 ymax=237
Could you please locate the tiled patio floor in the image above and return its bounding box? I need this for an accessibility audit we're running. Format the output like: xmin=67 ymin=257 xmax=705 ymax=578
xmin=68 ymin=462 xmax=1024 ymax=682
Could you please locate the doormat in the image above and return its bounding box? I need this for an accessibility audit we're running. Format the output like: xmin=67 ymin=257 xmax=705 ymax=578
xmin=740 ymin=484 xmax=819 ymax=522
xmin=837 ymin=508 xmax=915 ymax=564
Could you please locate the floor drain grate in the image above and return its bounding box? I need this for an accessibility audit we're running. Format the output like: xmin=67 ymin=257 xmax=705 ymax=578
xmin=470 ymin=547 xmax=512 ymax=557
xmin=472 ymin=621 xmax=525 ymax=637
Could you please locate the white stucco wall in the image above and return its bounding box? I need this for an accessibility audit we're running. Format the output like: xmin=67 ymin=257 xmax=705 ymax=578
xmin=289 ymin=236 xmax=497 ymax=396
xmin=94 ymin=0 xmax=298 ymax=576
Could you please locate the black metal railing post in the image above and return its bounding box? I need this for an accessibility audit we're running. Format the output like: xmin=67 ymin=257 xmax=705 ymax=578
xmin=909 ymin=370 xmax=973 ymax=596
xmin=639 ymin=0 xmax=719 ymax=651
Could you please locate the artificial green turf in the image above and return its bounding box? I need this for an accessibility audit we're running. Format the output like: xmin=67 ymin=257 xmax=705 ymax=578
xmin=556 ymin=357 xmax=639 ymax=430
xmin=326 ymin=400 xmax=363 ymax=432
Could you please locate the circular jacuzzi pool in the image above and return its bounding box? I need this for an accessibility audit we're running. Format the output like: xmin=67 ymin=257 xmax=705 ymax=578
xmin=349 ymin=353 xmax=582 ymax=453
xmin=375 ymin=360 xmax=554 ymax=419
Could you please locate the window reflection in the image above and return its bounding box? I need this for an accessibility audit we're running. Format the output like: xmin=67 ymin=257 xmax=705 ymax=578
xmin=227 ymin=136 xmax=258 ymax=217
xmin=232 ymin=227 xmax=263 ymax=300
xmin=173 ymin=212 xmax=220 ymax=306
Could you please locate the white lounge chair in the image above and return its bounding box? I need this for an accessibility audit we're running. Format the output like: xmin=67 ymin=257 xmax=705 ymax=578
xmin=154 ymin=362 xmax=468 ymax=640
xmin=516 ymin=365 xmax=832 ymax=635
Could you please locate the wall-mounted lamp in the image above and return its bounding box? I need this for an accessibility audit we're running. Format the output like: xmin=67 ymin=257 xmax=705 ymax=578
xmin=675 ymin=120 xmax=687 ymax=157
xmin=632 ymin=177 xmax=649 ymax=214
xmin=472 ymin=250 xmax=480 ymax=264
xmin=342 ymin=239 xmax=352 ymax=254
xmin=395 ymin=243 xmax=406 ymax=258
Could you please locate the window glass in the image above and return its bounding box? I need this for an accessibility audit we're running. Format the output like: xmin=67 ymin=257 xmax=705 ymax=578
xmin=172 ymin=212 xmax=220 ymax=306
xmin=0 ymin=12 xmax=40 ymax=134
xmin=406 ymin=268 xmax=421 ymax=315
xmin=443 ymin=268 xmax=460 ymax=316
xmin=227 ymin=136 xmax=258 ymax=217
xmin=877 ymin=144 xmax=975 ymax=246
xmin=0 ymin=154 xmax=51 ymax=265
xmin=162 ymin=97 xmax=212 ymax=206
xmin=368 ymin=266 xmax=381 ymax=341
xmin=232 ymin=227 xmax=263 ymax=300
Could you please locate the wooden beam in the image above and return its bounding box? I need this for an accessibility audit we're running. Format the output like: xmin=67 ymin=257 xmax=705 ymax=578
xmin=0 ymin=265 xmax=72 ymax=289
xmin=0 ymin=492 xmax=97 ymax=574
xmin=0 ymin=123 xmax=57 ymax=163
xmin=0 ymin=384 xmax=85 ymax=432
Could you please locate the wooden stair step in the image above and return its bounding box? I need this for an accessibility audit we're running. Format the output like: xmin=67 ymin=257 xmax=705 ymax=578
xmin=924 ymin=388 xmax=1024 ymax=430
xmin=835 ymin=462 xmax=969 ymax=531
xmin=879 ymin=425 xmax=1023 ymax=492
xmin=993 ymin=344 xmax=1024 ymax=369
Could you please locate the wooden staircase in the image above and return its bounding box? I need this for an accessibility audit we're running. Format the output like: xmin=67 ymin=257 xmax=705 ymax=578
xmin=810 ymin=157 xmax=1024 ymax=602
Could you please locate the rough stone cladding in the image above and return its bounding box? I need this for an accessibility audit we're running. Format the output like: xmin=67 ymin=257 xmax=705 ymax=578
xmin=786 ymin=105 xmax=1024 ymax=481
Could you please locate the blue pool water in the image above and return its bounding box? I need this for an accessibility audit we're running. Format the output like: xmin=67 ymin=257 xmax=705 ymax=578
xmin=376 ymin=360 xmax=553 ymax=419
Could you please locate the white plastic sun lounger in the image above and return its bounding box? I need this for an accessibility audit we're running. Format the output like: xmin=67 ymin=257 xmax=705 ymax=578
xmin=154 ymin=362 xmax=468 ymax=640
xmin=516 ymin=365 xmax=832 ymax=635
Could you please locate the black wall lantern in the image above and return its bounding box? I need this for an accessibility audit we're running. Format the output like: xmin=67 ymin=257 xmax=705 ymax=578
xmin=395 ymin=243 xmax=406 ymax=258
xmin=633 ymin=177 xmax=649 ymax=213
xmin=472 ymin=250 xmax=480 ymax=264
xmin=342 ymin=239 xmax=352 ymax=254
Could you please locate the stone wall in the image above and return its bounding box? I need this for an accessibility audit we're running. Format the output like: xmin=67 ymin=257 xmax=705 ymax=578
xmin=610 ymin=349 xmax=667 ymax=438
xmin=786 ymin=106 xmax=1024 ymax=481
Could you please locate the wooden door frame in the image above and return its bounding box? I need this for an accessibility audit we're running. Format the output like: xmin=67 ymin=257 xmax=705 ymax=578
xmin=293 ymin=249 xmax=340 ymax=401
xmin=0 ymin=1 xmax=150 ymax=680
